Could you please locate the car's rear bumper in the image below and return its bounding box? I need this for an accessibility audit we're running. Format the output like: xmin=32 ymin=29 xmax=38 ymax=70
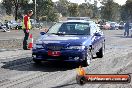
xmin=32 ymin=49 xmax=86 ymax=62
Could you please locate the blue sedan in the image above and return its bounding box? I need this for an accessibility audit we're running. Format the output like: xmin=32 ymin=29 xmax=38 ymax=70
xmin=32 ymin=20 xmax=105 ymax=66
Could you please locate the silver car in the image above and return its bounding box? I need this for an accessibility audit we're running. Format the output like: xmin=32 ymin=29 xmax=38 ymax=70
xmin=0 ymin=22 xmax=9 ymax=32
xmin=8 ymin=20 xmax=22 ymax=29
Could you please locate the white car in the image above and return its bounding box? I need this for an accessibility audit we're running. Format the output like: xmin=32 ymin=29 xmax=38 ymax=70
xmin=110 ymin=22 xmax=119 ymax=30
xmin=8 ymin=20 xmax=22 ymax=29
xmin=30 ymin=19 xmax=43 ymax=29
xmin=0 ymin=22 xmax=9 ymax=32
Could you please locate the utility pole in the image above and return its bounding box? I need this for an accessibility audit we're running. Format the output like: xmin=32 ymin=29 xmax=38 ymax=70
xmin=15 ymin=0 xmax=18 ymax=21
xmin=35 ymin=0 xmax=36 ymax=21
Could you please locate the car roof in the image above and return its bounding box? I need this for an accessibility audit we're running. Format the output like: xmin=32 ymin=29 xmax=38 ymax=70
xmin=59 ymin=20 xmax=94 ymax=24
xmin=67 ymin=17 xmax=90 ymax=20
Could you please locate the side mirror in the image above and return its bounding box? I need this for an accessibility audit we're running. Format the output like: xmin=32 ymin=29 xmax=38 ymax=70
xmin=40 ymin=28 xmax=49 ymax=35
xmin=40 ymin=32 xmax=46 ymax=35
xmin=94 ymin=32 xmax=101 ymax=36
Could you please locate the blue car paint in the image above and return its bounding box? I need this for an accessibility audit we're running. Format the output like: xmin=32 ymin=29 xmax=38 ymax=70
xmin=32 ymin=33 xmax=105 ymax=62
xmin=32 ymin=48 xmax=86 ymax=62
xmin=39 ymin=34 xmax=91 ymax=45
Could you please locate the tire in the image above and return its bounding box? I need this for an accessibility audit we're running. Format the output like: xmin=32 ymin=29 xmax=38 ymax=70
xmin=96 ymin=43 xmax=105 ymax=58
xmin=82 ymin=50 xmax=92 ymax=67
xmin=33 ymin=59 xmax=42 ymax=64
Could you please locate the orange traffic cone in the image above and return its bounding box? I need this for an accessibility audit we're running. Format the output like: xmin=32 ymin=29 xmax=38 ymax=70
xmin=76 ymin=66 xmax=86 ymax=76
xmin=28 ymin=34 xmax=33 ymax=49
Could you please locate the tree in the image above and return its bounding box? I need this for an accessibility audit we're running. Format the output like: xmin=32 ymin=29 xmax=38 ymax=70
xmin=2 ymin=0 xmax=31 ymax=20
xmin=54 ymin=0 xmax=70 ymax=16
xmin=35 ymin=0 xmax=58 ymax=21
xmin=2 ymin=0 xmax=30 ymax=14
xmin=78 ymin=3 xmax=93 ymax=17
xmin=2 ymin=0 xmax=14 ymax=15
xmin=121 ymin=0 xmax=132 ymax=21
xmin=68 ymin=3 xmax=79 ymax=17
xmin=78 ymin=3 xmax=87 ymax=17
xmin=100 ymin=0 xmax=120 ymax=21
xmin=92 ymin=0 xmax=99 ymax=19
xmin=126 ymin=0 xmax=132 ymax=15
xmin=2 ymin=0 xmax=58 ymax=21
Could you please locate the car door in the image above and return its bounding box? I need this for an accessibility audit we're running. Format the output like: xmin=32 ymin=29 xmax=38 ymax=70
xmin=90 ymin=23 xmax=103 ymax=54
xmin=94 ymin=24 xmax=104 ymax=52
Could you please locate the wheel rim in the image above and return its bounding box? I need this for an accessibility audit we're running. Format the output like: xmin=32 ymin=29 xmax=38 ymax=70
xmin=102 ymin=44 xmax=105 ymax=56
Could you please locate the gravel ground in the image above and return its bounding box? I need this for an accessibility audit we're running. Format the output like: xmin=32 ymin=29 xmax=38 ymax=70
xmin=0 ymin=30 xmax=132 ymax=88
xmin=0 ymin=29 xmax=41 ymax=49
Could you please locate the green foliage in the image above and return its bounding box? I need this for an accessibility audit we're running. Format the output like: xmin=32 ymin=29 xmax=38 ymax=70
xmin=68 ymin=3 xmax=79 ymax=17
xmin=2 ymin=0 xmax=14 ymax=15
xmin=54 ymin=0 xmax=69 ymax=16
xmin=78 ymin=3 xmax=93 ymax=17
xmin=2 ymin=0 xmax=30 ymax=15
xmin=19 ymin=0 xmax=30 ymax=3
xmin=120 ymin=0 xmax=132 ymax=21
xmin=2 ymin=0 xmax=58 ymax=21
xmin=36 ymin=0 xmax=58 ymax=21
xmin=125 ymin=0 xmax=132 ymax=20
xmin=2 ymin=0 xmax=132 ymax=22
xmin=100 ymin=0 xmax=120 ymax=21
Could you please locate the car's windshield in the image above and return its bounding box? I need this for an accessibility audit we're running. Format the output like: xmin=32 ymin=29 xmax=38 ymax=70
xmin=47 ymin=22 xmax=90 ymax=35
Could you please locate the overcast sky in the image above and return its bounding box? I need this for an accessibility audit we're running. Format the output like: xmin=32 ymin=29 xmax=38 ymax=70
xmin=52 ymin=0 xmax=127 ymax=6
xmin=0 ymin=0 xmax=127 ymax=6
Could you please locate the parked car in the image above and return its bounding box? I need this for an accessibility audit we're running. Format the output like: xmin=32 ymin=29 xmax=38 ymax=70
xmin=0 ymin=22 xmax=9 ymax=32
xmin=8 ymin=20 xmax=22 ymax=29
xmin=32 ymin=20 xmax=105 ymax=66
xmin=110 ymin=22 xmax=119 ymax=30
xmin=103 ymin=22 xmax=111 ymax=30
xmin=30 ymin=19 xmax=43 ymax=29
xmin=118 ymin=21 xmax=125 ymax=30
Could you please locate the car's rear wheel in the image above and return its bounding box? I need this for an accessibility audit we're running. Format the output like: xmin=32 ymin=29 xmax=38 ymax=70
xmin=96 ymin=43 xmax=105 ymax=58
xmin=83 ymin=50 xmax=92 ymax=67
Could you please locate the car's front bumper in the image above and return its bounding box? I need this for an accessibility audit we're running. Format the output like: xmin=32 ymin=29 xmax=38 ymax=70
xmin=32 ymin=49 xmax=86 ymax=62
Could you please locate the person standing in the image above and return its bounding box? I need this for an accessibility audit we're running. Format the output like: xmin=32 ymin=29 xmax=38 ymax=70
xmin=22 ymin=10 xmax=33 ymax=50
xmin=5 ymin=20 xmax=10 ymax=32
xmin=124 ymin=20 xmax=130 ymax=37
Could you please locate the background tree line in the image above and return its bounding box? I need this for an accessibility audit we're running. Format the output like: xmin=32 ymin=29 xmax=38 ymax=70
xmin=1 ymin=0 xmax=132 ymax=22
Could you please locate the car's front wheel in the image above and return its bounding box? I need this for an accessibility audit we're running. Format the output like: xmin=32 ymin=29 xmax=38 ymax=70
xmin=83 ymin=50 xmax=92 ymax=67
xmin=96 ymin=43 xmax=105 ymax=58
